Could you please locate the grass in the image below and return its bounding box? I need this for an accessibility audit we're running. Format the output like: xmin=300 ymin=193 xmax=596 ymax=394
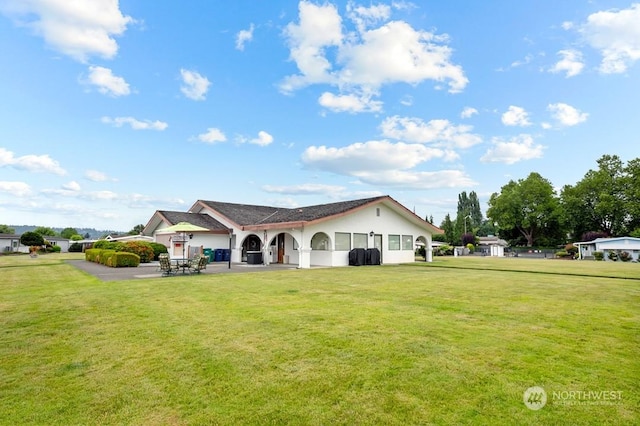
xmin=1 ymin=253 xmax=638 ymax=425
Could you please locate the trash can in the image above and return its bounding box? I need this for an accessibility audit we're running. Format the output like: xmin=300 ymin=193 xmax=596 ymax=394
xmin=203 ymin=248 xmax=213 ymax=262
xmin=247 ymin=251 xmax=263 ymax=265
xmin=214 ymin=249 xmax=223 ymax=262
xmin=222 ymin=249 xmax=230 ymax=262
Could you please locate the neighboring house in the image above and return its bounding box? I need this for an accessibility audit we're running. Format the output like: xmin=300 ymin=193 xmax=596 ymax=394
xmin=143 ymin=195 xmax=442 ymax=268
xmin=477 ymin=236 xmax=508 ymax=257
xmin=0 ymin=234 xmax=70 ymax=253
xmin=574 ymin=237 xmax=640 ymax=261
xmin=46 ymin=237 xmax=70 ymax=253
xmin=0 ymin=234 xmax=24 ymax=253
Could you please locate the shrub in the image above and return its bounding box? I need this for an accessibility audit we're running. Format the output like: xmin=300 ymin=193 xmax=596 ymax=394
xmin=435 ymin=244 xmax=453 ymax=256
xmin=593 ymin=251 xmax=604 ymax=261
xmin=461 ymin=233 xmax=475 ymax=246
xmin=69 ymin=242 xmax=83 ymax=253
xmin=608 ymin=251 xmax=618 ymax=261
xmin=149 ymin=242 xmax=169 ymax=260
xmin=555 ymin=250 xmax=568 ymax=258
xmin=119 ymin=241 xmax=154 ymax=263
xmin=466 ymin=243 xmax=475 ymax=253
xmin=619 ymin=251 xmax=632 ymax=262
xmin=21 ymin=232 xmax=44 ymax=247
xmin=48 ymin=245 xmax=61 ymax=253
xmin=565 ymin=244 xmax=578 ymax=255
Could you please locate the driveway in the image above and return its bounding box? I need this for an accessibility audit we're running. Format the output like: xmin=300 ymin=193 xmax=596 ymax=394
xmin=67 ymin=259 xmax=299 ymax=282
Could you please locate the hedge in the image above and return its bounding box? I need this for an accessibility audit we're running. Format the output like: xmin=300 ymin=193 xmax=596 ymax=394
xmin=85 ymin=248 xmax=140 ymax=268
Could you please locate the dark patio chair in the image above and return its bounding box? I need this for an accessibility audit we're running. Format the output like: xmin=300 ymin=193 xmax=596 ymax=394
xmin=158 ymin=253 xmax=177 ymax=277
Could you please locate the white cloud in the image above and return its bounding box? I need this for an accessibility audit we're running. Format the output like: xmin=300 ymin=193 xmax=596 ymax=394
xmin=319 ymin=92 xmax=383 ymax=113
xmin=0 ymin=0 xmax=134 ymax=62
xmin=549 ymin=49 xmax=584 ymax=77
xmin=0 ymin=181 xmax=32 ymax=197
xmin=501 ymin=106 xmax=531 ymax=126
xmin=280 ymin=1 xmax=467 ymax=96
xmin=352 ymin=169 xmax=477 ymax=189
xmin=460 ymin=107 xmax=478 ymax=119
xmin=302 ymin=140 xmax=445 ymax=174
xmin=62 ymin=181 xmax=81 ymax=191
xmin=101 ymin=116 xmax=168 ymax=131
xmin=510 ymin=54 xmax=533 ymax=68
xmin=0 ymin=147 xmax=66 ymax=175
xmin=380 ymin=116 xmax=482 ymax=148
xmin=180 ymin=69 xmax=211 ymax=101
xmin=84 ymin=66 xmax=130 ymax=96
xmin=547 ymin=103 xmax=588 ymax=126
xmin=196 ymin=128 xmax=227 ymax=144
xmin=250 ymin=131 xmax=274 ymax=147
xmin=262 ymin=183 xmax=346 ymax=195
xmin=480 ymin=134 xmax=544 ymax=164
xmin=235 ymin=23 xmax=254 ymax=50
xmin=84 ymin=169 xmax=116 ymax=182
xmin=346 ymin=1 xmax=391 ymax=32
xmin=579 ymin=4 xmax=640 ymax=73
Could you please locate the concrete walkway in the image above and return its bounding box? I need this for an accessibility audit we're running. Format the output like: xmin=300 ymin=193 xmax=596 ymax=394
xmin=67 ymin=259 xmax=299 ymax=282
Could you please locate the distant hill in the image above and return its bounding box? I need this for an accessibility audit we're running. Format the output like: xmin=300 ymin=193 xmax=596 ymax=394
xmin=9 ymin=226 xmax=124 ymax=239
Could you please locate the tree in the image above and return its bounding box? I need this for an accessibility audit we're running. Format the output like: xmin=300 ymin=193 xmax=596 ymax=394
xmin=0 ymin=224 xmax=15 ymax=234
xmin=33 ymin=226 xmax=57 ymax=237
xmin=70 ymin=234 xmax=84 ymax=241
xmin=20 ymin=231 xmax=45 ymax=247
xmin=487 ymin=172 xmax=561 ymax=247
xmin=60 ymin=227 xmax=78 ymax=239
xmin=440 ymin=214 xmax=455 ymax=244
xmin=560 ymin=155 xmax=629 ymax=238
xmin=128 ymin=224 xmax=145 ymax=235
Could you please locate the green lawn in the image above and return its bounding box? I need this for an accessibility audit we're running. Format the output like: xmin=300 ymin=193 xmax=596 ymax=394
xmin=1 ymin=254 xmax=638 ymax=425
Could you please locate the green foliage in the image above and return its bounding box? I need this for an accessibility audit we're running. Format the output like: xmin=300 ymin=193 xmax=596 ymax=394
xmin=555 ymin=250 xmax=570 ymax=258
xmin=561 ymin=155 xmax=635 ymax=238
xmin=149 ymin=242 xmax=169 ymax=260
xmin=69 ymin=243 xmax=83 ymax=253
xmin=594 ymin=251 xmax=604 ymax=261
xmin=47 ymin=245 xmax=62 ymax=253
xmin=440 ymin=214 xmax=455 ymax=245
xmin=118 ymin=241 xmax=154 ymax=263
xmin=608 ymin=251 xmax=618 ymax=261
xmin=487 ymin=172 xmax=561 ymax=247
xmin=0 ymin=224 xmax=15 ymax=234
xmin=20 ymin=231 xmax=44 ymax=247
xmin=466 ymin=243 xmax=475 ymax=252
xmin=128 ymin=224 xmax=145 ymax=235
xmin=33 ymin=226 xmax=57 ymax=237
xmin=85 ymin=248 xmax=140 ymax=267
xmin=60 ymin=227 xmax=78 ymax=239
xmin=619 ymin=251 xmax=632 ymax=262
xmin=70 ymin=234 xmax=84 ymax=241
xmin=435 ymin=244 xmax=453 ymax=256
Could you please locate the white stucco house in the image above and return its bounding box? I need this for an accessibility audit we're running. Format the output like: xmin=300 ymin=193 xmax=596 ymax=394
xmin=477 ymin=236 xmax=508 ymax=257
xmin=143 ymin=195 xmax=442 ymax=269
xmin=0 ymin=234 xmax=70 ymax=253
xmin=574 ymin=237 xmax=640 ymax=261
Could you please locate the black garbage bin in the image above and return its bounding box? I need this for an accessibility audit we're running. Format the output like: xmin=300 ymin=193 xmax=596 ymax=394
xmin=247 ymin=251 xmax=263 ymax=265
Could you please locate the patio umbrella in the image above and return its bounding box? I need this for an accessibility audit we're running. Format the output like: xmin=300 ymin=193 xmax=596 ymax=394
xmin=157 ymin=222 xmax=209 ymax=259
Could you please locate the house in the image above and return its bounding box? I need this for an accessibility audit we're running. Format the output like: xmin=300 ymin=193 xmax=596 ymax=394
xmin=0 ymin=234 xmax=70 ymax=253
xmin=0 ymin=234 xmax=24 ymax=253
xmin=573 ymin=237 xmax=640 ymax=261
xmin=477 ymin=236 xmax=508 ymax=257
xmin=143 ymin=195 xmax=442 ymax=268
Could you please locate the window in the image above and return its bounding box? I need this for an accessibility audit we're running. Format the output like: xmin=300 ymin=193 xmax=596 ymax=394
xmin=353 ymin=233 xmax=368 ymax=249
xmin=402 ymin=235 xmax=413 ymax=250
xmin=335 ymin=233 xmax=351 ymax=251
xmin=388 ymin=234 xmax=400 ymax=250
xmin=311 ymin=233 xmax=329 ymax=250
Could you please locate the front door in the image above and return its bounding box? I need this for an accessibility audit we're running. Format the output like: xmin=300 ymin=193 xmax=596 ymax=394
xmin=374 ymin=234 xmax=382 ymax=263
xmin=277 ymin=233 xmax=285 ymax=263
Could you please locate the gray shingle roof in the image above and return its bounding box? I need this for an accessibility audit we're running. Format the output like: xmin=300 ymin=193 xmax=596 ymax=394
xmin=198 ymin=196 xmax=388 ymax=226
xmin=157 ymin=211 xmax=229 ymax=231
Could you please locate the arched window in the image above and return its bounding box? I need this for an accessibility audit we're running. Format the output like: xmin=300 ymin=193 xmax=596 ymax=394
xmin=310 ymin=233 xmax=330 ymax=250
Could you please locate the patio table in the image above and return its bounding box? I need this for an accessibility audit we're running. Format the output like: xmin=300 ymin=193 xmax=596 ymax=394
xmin=172 ymin=258 xmax=192 ymax=274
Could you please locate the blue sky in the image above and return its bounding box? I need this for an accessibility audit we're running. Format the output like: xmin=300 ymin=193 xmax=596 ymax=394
xmin=1 ymin=1 xmax=639 ymax=232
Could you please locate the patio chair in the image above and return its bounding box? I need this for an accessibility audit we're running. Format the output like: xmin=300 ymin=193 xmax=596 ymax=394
xmin=158 ymin=253 xmax=177 ymax=277
xmin=189 ymin=254 xmax=208 ymax=274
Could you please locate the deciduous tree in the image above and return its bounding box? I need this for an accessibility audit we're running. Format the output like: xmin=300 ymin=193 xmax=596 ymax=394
xmin=487 ymin=172 xmax=560 ymax=247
